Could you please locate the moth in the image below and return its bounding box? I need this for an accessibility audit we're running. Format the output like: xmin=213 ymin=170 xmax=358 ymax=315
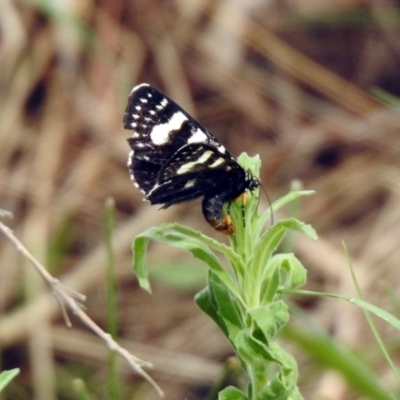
xmin=124 ymin=83 xmax=259 ymax=234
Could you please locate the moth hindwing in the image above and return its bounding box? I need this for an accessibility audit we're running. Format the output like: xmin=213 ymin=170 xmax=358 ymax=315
xmin=124 ymin=83 xmax=259 ymax=234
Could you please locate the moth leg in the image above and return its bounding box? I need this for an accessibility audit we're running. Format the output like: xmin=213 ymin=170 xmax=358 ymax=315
xmin=202 ymin=196 xmax=235 ymax=235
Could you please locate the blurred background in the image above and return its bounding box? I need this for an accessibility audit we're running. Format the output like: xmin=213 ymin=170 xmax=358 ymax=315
xmin=1 ymin=0 xmax=400 ymax=399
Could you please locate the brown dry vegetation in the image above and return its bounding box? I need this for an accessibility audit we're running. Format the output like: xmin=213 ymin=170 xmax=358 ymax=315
xmin=1 ymin=0 xmax=400 ymax=399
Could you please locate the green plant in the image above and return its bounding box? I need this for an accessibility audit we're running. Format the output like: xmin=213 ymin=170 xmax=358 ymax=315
xmin=132 ymin=153 xmax=316 ymax=399
xmin=0 ymin=369 xmax=19 ymax=393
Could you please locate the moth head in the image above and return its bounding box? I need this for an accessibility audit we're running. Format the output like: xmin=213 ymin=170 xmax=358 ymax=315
xmin=246 ymin=171 xmax=260 ymax=191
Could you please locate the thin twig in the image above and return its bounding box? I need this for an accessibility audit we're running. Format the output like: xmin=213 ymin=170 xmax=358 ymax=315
xmin=0 ymin=218 xmax=164 ymax=397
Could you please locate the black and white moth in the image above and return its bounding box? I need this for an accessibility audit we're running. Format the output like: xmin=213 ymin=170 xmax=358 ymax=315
xmin=124 ymin=83 xmax=259 ymax=234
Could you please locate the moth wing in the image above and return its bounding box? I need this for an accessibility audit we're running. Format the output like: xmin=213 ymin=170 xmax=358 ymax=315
xmin=147 ymin=144 xmax=244 ymax=207
xmin=125 ymin=84 xmax=229 ymax=194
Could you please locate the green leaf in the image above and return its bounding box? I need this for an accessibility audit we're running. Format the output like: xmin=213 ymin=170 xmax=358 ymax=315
xmin=133 ymin=225 xmax=242 ymax=298
xmin=235 ymin=328 xmax=276 ymax=365
xmin=290 ymin=289 xmax=400 ymax=333
xmin=219 ymin=386 xmax=248 ymax=400
xmin=350 ymin=298 xmax=400 ymax=330
xmin=195 ymin=270 xmax=246 ymax=341
xmin=234 ymin=324 xmax=302 ymax=399
xmin=266 ymin=254 xmax=307 ymax=288
xmin=247 ymin=302 xmax=289 ymax=342
xmin=255 ymin=344 xmax=300 ymax=400
xmin=259 ymin=261 xmax=281 ymax=304
xmin=278 ymin=255 xmax=307 ymax=290
xmin=132 ymin=233 xmax=152 ymax=292
xmin=244 ymin=219 xmax=315 ymax=307
xmin=203 ymin=271 xmax=246 ymax=342
xmin=0 ymin=369 xmax=19 ymax=393
xmin=195 ymin=286 xmax=230 ymax=337
xmin=253 ymin=220 xmax=306 ymax=276
xmin=259 ymin=254 xmax=307 ymax=306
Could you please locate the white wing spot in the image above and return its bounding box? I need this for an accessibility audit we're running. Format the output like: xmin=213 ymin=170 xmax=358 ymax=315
xmin=209 ymin=158 xmax=225 ymax=168
xmin=187 ymin=128 xmax=208 ymax=144
xmin=130 ymin=122 xmax=137 ymax=128
xmin=150 ymin=111 xmax=187 ymax=145
xmin=156 ymin=98 xmax=168 ymax=110
xmin=127 ymin=151 xmax=134 ymax=167
xmin=184 ymin=180 xmax=196 ymax=188
xmin=217 ymin=145 xmax=226 ymax=153
xmin=176 ymin=150 xmax=213 ymax=174
xmin=135 ymin=105 xmax=142 ymax=111
xmin=140 ymin=98 xmax=148 ymax=104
